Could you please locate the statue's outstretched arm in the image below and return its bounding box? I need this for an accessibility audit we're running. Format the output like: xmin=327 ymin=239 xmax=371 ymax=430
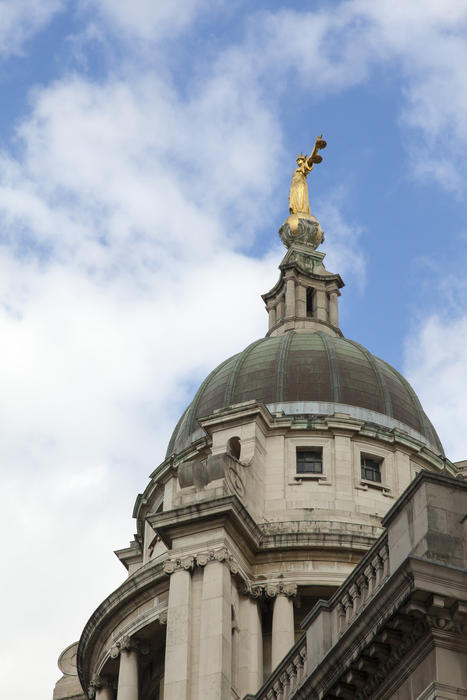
xmin=307 ymin=135 xmax=327 ymax=168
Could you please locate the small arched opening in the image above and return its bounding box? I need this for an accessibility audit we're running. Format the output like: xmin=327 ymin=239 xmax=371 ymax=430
xmin=227 ymin=436 xmax=241 ymax=460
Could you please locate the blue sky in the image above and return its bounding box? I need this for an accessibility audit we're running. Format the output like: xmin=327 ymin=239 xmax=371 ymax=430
xmin=1 ymin=2 xmax=467 ymax=698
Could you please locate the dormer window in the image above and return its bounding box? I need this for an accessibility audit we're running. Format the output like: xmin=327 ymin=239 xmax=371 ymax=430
xmin=297 ymin=447 xmax=322 ymax=474
xmin=361 ymin=456 xmax=382 ymax=483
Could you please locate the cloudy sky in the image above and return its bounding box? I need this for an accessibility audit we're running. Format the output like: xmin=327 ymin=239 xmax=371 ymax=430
xmin=1 ymin=1 xmax=467 ymax=697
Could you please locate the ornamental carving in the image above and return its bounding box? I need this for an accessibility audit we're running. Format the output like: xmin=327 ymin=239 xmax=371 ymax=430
xmin=109 ymin=635 xmax=149 ymax=660
xmin=264 ymin=582 xmax=298 ymax=598
xmin=163 ymin=548 xmax=300 ymax=603
xmin=163 ymin=556 xmax=194 ymax=575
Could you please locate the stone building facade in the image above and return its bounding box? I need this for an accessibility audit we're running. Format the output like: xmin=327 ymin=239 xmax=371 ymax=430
xmin=53 ymin=222 xmax=466 ymax=699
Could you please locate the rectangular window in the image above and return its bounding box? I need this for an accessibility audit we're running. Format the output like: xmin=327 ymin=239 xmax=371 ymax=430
xmin=361 ymin=456 xmax=382 ymax=483
xmin=297 ymin=447 xmax=323 ymax=474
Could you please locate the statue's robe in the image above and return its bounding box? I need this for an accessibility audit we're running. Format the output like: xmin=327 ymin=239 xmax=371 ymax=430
xmin=289 ymin=164 xmax=312 ymax=215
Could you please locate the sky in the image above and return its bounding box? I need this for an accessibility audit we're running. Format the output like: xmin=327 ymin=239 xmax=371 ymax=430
xmin=1 ymin=1 xmax=467 ymax=697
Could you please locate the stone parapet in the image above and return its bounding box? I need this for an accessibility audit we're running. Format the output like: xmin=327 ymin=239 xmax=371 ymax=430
xmin=252 ymin=471 xmax=467 ymax=700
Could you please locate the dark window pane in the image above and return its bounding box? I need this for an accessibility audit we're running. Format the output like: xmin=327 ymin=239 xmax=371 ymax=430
xmin=297 ymin=448 xmax=322 ymax=474
xmin=361 ymin=457 xmax=382 ymax=483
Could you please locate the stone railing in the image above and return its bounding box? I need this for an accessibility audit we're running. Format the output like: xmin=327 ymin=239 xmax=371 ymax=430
xmin=253 ymin=533 xmax=390 ymax=699
xmin=244 ymin=637 xmax=307 ymax=700
xmin=334 ymin=533 xmax=389 ymax=635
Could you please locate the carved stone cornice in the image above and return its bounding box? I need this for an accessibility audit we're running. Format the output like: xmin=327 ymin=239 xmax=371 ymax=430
xmin=109 ymin=635 xmax=149 ymax=659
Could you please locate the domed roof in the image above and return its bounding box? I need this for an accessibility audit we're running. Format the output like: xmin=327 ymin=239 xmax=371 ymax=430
xmin=167 ymin=331 xmax=443 ymax=457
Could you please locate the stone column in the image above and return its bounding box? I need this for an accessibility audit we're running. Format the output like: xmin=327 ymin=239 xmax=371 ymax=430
xmin=270 ymin=584 xmax=296 ymax=670
xmin=315 ymin=289 xmax=328 ymax=322
xmin=117 ymin=647 xmax=139 ymax=700
xmin=198 ymin=553 xmax=232 ymax=698
xmin=329 ymin=290 xmax=339 ymax=327
xmin=110 ymin=637 xmax=148 ymax=700
xmin=163 ymin=558 xmax=193 ymax=700
xmin=276 ymin=296 xmax=285 ymax=324
xmin=285 ymin=276 xmax=296 ymax=318
xmin=267 ymin=304 xmax=276 ymax=330
xmin=238 ymin=594 xmax=263 ymax=695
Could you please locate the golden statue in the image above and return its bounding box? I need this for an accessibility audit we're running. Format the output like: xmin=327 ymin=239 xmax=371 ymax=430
xmin=279 ymin=135 xmax=327 ymax=249
xmin=289 ymin=135 xmax=327 ymax=215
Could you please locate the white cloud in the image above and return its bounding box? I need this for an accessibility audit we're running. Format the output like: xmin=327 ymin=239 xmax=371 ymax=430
xmin=405 ymin=314 xmax=467 ymax=462
xmin=220 ymin=0 xmax=467 ymax=192
xmin=0 ymin=0 xmax=64 ymax=57
xmin=0 ymin=56 xmax=288 ymax=697
xmin=82 ymin=0 xmax=214 ymax=43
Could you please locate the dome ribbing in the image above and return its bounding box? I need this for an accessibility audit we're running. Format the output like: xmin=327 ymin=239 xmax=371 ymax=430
xmin=167 ymin=331 xmax=443 ymax=457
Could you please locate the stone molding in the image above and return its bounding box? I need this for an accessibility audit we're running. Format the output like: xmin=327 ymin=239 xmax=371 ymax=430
xmin=109 ymin=635 xmax=149 ymax=660
xmin=78 ymin=560 xmax=166 ymax=694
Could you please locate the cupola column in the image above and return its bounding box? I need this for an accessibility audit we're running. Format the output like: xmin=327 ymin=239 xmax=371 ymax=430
xmin=285 ymin=274 xmax=296 ymax=318
xmin=270 ymin=585 xmax=296 ymax=670
xmin=267 ymin=303 xmax=276 ymax=331
xmin=329 ymin=289 xmax=339 ymax=327
xmin=315 ymin=288 xmax=328 ymax=323
xmin=197 ymin=554 xmax=232 ymax=699
xmin=163 ymin=558 xmax=194 ymax=700
xmin=296 ymin=283 xmax=307 ymax=318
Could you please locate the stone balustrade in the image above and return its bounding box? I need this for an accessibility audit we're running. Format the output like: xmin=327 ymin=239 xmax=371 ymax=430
xmin=252 ymin=534 xmax=390 ymax=700
xmin=335 ymin=535 xmax=389 ymax=635
xmin=244 ymin=639 xmax=307 ymax=700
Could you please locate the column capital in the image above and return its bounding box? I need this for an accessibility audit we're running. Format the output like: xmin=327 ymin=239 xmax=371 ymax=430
xmin=196 ymin=546 xmax=233 ymax=568
xmin=265 ymin=582 xmax=298 ymax=598
xmin=109 ymin=635 xmax=149 ymax=659
xmin=88 ymin=675 xmax=114 ymax=698
xmin=163 ymin=555 xmax=194 ymax=575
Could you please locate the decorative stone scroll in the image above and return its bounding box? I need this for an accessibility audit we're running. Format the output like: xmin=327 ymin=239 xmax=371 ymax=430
xmin=109 ymin=635 xmax=149 ymax=660
xmin=196 ymin=546 xmax=237 ymax=570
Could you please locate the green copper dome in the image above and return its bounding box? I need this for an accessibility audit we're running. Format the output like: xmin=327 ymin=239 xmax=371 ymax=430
xmin=167 ymin=331 xmax=443 ymax=457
